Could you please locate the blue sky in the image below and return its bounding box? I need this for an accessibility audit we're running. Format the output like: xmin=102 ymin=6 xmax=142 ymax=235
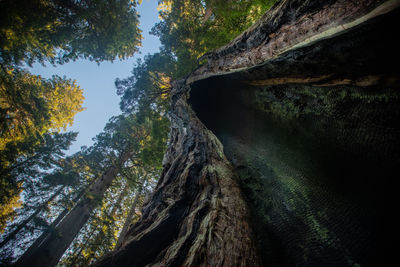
xmin=30 ymin=0 xmax=161 ymax=154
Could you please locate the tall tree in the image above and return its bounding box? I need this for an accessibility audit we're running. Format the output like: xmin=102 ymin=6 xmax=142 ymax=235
xmin=15 ymin=188 xmax=85 ymax=265
xmin=116 ymin=50 xmax=176 ymax=115
xmin=15 ymin=152 xmax=130 ymax=267
xmin=0 ymin=185 xmax=65 ymax=249
xmin=152 ymin=0 xmax=277 ymax=76
xmin=115 ymin=177 xmax=146 ymax=249
xmin=0 ymin=132 xmax=78 ymax=233
xmin=0 ymin=0 xmax=143 ymax=222
xmin=0 ymin=67 xmax=84 ymax=225
xmin=0 ymin=0 xmax=142 ymax=66
xmin=15 ymin=114 xmax=164 ymax=266
xmin=0 ymin=69 xmax=84 ymax=154
xmin=69 ymin=182 xmax=130 ymax=266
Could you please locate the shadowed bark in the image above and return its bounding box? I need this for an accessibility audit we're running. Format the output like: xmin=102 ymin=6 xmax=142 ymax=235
xmin=95 ymin=0 xmax=399 ymax=266
xmin=94 ymin=82 xmax=260 ymax=266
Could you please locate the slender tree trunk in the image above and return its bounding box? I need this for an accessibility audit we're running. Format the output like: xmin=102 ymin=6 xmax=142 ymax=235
xmin=94 ymin=1 xmax=400 ymax=266
xmin=83 ymin=183 xmax=129 ymax=263
xmin=16 ymin=189 xmax=85 ymax=263
xmin=115 ymin=181 xmax=144 ymax=249
xmin=0 ymin=185 xmax=65 ymax=249
xmin=15 ymin=152 xmax=131 ymax=267
xmin=69 ymin=226 xmax=99 ymax=267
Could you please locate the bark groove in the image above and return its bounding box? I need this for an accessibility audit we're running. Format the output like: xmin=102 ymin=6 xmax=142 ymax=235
xmin=95 ymin=84 xmax=260 ymax=266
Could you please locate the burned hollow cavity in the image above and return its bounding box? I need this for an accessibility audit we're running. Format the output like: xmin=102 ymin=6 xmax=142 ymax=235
xmin=188 ymin=7 xmax=400 ymax=267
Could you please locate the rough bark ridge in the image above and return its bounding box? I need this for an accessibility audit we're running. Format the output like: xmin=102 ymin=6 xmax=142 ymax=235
xmin=95 ymin=82 xmax=259 ymax=266
xmin=96 ymin=0 xmax=399 ymax=266
xmin=193 ymin=0 xmax=398 ymax=83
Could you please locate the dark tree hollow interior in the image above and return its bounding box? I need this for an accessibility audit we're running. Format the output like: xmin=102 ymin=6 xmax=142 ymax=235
xmin=188 ymin=8 xmax=399 ymax=266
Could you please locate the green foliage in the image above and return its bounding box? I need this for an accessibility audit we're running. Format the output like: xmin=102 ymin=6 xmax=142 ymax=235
xmin=0 ymin=68 xmax=84 ymax=152
xmin=0 ymin=0 xmax=143 ymax=225
xmin=58 ymin=113 xmax=166 ymax=266
xmin=0 ymin=0 xmax=142 ymax=67
xmin=1 ymin=0 xmax=280 ymax=264
xmin=152 ymin=0 xmax=278 ymax=76
xmin=0 ymin=132 xmax=77 ymax=234
xmin=116 ymin=51 xmax=176 ymax=115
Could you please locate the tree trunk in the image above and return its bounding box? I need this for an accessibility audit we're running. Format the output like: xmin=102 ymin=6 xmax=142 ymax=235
xmin=115 ymin=181 xmax=144 ymax=249
xmin=93 ymin=84 xmax=260 ymax=267
xmin=16 ymin=189 xmax=86 ymax=264
xmin=68 ymin=226 xmax=98 ymax=267
xmin=15 ymin=152 xmax=130 ymax=267
xmin=83 ymin=183 xmax=129 ymax=264
xmin=97 ymin=0 xmax=400 ymax=266
xmin=0 ymin=185 xmax=65 ymax=249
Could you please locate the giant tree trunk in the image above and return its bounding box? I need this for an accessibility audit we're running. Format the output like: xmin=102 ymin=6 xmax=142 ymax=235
xmin=15 ymin=152 xmax=130 ymax=267
xmin=96 ymin=0 xmax=400 ymax=266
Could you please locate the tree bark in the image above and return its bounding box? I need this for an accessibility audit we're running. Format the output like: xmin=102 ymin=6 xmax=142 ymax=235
xmin=96 ymin=0 xmax=400 ymax=266
xmin=15 ymin=152 xmax=130 ymax=267
xmin=94 ymin=87 xmax=260 ymax=266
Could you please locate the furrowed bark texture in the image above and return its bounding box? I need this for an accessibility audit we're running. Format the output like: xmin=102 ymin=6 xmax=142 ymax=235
xmin=97 ymin=0 xmax=400 ymax=266
xmin=95 ymin=84 xmax=260 ymax=266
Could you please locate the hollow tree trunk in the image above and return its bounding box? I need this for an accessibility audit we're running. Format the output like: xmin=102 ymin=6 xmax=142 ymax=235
xmin=94 ymin=84 xmax=260 ymax=266
xmin=15 ymin=152 xmax=131 ymax=267
xmin=95 ymin=0 xmax=400 ymax=266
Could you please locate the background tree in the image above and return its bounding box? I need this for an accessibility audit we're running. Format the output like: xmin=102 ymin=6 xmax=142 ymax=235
xmin=0 ymin=69 xmax=84 ymax=152
xmin=1 ymin=145 xmax=106 ymax=263
xmin=0 ymin=0 xmax=144 ymax=233
xmin=152 ymin=0 xmax=277 ymax=76
xmin=0 ymin=0 xmax=142 ymax=67
xmin=116 ymin=50 xmax=176 ymax=115
xmin=14 ymin=113 xmax=168 ymax=267
xmin=0 ymin=132 xmax=78 ymax=234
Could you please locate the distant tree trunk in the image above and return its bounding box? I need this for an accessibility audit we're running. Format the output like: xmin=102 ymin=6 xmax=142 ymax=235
xmin=68 ymin=226 xmax=98 ymax=267
xmin=16 ymin=189 xmax=85 ymax=264
xmin=15 ymin=152 xmax=131 ymax=267
xmin=83 ymin=183 xmax=129 ymax=264
xmin=94 ymin=1 xmax=400 ymax=266
xmin=202 ymin=7 xmax=213 ymax=24
xmin=0 ymin=185 xmax=65 ymax=249
xmin=115 ymin=180 xmax=144 ymax=249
